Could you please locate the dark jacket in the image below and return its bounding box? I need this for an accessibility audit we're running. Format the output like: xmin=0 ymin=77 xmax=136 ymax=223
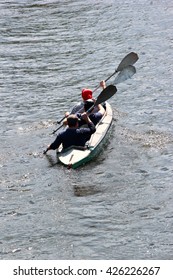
xmin=49 ymin=122 xmax=96 ymax=150
xmin=77 ymin=111 xmax=103 ymax=126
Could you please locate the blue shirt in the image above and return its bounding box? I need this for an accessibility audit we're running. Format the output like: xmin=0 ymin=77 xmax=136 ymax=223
xmin=49 ymin=122 xmax=96 ymax=150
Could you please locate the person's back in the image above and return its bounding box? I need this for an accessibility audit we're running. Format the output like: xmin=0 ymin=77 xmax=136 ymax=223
xmin=43 ymin=114 xmax=96 ymax=153
xmin=71 ymin=102 xmax=84 ymax=114
xmin=57 ymin=125 xmax=93 ymax=149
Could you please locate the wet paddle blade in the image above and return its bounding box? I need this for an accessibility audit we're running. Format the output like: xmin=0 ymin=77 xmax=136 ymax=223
xmin=116 ymin=52 xmax=139 ymax=72
xmin=95 ymin=85 xmax=117 ymax=106
xmin=113 ymin=65 xmax=136 ymax=85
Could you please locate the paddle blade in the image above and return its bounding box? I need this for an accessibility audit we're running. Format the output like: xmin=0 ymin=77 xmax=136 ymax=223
xmin=116 ymin=52 xmax=139 ymax=72
xmin=113 ymin=65 xmax=136 ymax=85
xmin=95 ymin=85 xmax=117 ymax=106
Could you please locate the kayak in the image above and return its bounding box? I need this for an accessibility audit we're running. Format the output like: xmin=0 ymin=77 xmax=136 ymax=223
xmin=44 ymin=52 xmax=138 ymax=168
xmin=57 ymin=101 xmax=113 ymax=169
xmin=56 ymin=101 xmax=113 ymax=169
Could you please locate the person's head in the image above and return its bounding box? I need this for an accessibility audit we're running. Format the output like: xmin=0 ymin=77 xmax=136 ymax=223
xmin=84 ymin=99 xmax=95 ymax=112
xmin=67 ymin=114 xmax=79 ymax=128
xmin=81 ymin=88 xmax=93 ymax=101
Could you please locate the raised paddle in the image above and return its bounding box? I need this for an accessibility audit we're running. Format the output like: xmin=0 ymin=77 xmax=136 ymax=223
xmin=92 ymin=52 xmax=138 ymax=93
xmin=56 ymin=64 xmax=137 ymax=125
xmin=113 ymin=65 xmax=136 ymax=85
xmin=115 ymin=52 xmax=138 ymax=72
xmin=86 ymin=85 xmax=117 ymax=114
xmin=52 ymin=85 xmax=117 ymax=134
xmin=94 ymin=85 xmax=117 ymax=106
xmin=56 ymin=52 xmax=138 ymax=124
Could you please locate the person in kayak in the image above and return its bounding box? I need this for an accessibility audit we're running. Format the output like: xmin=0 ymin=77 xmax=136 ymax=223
xmin=62 ymin=98 xmax=105 ymax=128
xmin=77 ymin=99 xmax=105 ymax=126
xmin=65 ymin=80 xmax=106 ymax=116
xmin=43 ymin=113 xmax=96 ymax=154
xmin=70 ymin=88 xmax=93 ymax=114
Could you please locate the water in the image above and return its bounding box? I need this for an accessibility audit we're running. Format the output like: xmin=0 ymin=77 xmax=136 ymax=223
xmin=0 ymin=0 xmax=173 ymax=260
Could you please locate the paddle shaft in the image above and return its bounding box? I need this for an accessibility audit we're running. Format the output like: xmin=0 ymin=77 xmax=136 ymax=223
xmin=92 ymin=52 xmax=138 ymax=93
xmin=52 ymin=123 xmax=64 ymax=135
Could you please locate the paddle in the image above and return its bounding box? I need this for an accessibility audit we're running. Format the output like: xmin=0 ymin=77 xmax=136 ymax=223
xmin=92 ymin=52 xmax=138 ymax=93
xmin=56 ymin=52 xmax=138 ymax=125
xmin=115 ymin=52 xmax=138 ymax=72
xmin=52 ymin=124 xmax=64 ymax=135
xmin=56 ymin=64 xmax=136 ymax=125
xmin=113 ymin=65 xmax=136 ymax=85
xmin=94 ymin=85 xmax=117 ymax=106
xmin=52 ymin=85 xmax=117 ymax=134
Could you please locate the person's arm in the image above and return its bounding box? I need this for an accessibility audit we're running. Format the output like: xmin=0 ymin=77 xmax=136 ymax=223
xmin=43 ymin=134 xmax=63 ymax=154
xmin=97 ymin=103 xmax=105 ymax=115
xmin=81 ymin=113 xmax=96 ymax=133
xmin=63 ymin=118 xmax=68 ymax=126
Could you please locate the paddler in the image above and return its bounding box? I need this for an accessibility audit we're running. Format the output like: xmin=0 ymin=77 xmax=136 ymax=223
xmin=43 ymin=113 xmax=96 ymax=154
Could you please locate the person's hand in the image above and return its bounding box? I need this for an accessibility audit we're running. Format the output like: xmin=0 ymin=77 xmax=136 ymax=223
xmin=43 ymin=146 xmax=50 ymax=154
xmin=81 ymin=112 xmax=91 ymax=123
xmin=63 ymin=119 xmax=68 ymax=126
xmin=65 ymin=111 xmax=70 ymax=117
xmin=43 ymin=148 xmax=48 ymax=154
xmin=100 ymin=80 xmax=106 ymax=89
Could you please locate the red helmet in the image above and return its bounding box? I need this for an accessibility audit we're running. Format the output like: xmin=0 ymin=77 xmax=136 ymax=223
xmin=81 ymin=88 xmax=93 ymax=100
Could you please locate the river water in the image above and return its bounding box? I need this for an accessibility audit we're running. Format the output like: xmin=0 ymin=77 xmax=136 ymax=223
xmin=0 ymin=0 xmax=173 ymax=260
